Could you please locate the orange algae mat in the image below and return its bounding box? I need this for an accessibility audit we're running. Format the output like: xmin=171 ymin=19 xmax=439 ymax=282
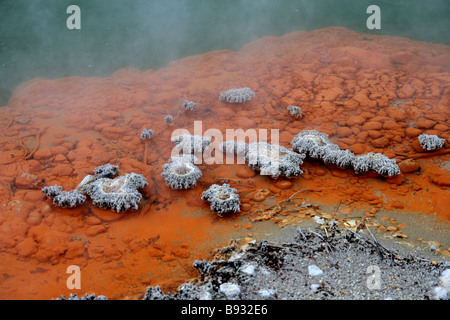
xmin=0 ymin=27 xmax=449 ymax=299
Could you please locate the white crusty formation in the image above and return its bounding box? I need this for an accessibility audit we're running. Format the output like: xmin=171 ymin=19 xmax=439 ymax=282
xmin=182 ymin=100 xmax=197 ymax=111
xmin=321 ymin=148 xmax=356 ymax=168
xmin=77 ymin=163 xmax=121 ymax=191
xmin=93 ymin=163 xmax=120 ymax=178
xmin=161 ymin=156 xmax=202 ymax=190
xmin=220 ymin=140 xmax=249 ymax=158
xmin=287 ymin=105 xmax=304 ymax=119
xmin=418 ymin=133 xmax=445 ymax=151
xmin=291 ymin=130 xmax=336 ymax=159
xmin=168 ymin=154 xmax=198 ymax=164
xmin=42 ymin=185 xmax=86 ymax=208
xmin=171 ymin=133 xmax=212 ymax=153
xmin=42 ymin=185 xmax=64 ymax=199
xmin=43 ymin=164 xmax=148 ymax=212
xmin=52 ymin=190 xmax=86 ymax=208
xmin=140 ymin=128 xmax=155 ymax=140
xmin=245 ymin=142 xmax=305 ymax=179
xmin=164 ymin=115 xmax=174 ymax=125
xmin=202 ymin=183 xmax=240 ymax=216
xmin=291 ymin=130 xmax=400 ymax=176
xmin=219 ymin=87 xmax=255 ymax=104
xmin=82 ymin=173 xmax=148 ymax=212
xmin=351 ymin=152 xmax=400 ymax=177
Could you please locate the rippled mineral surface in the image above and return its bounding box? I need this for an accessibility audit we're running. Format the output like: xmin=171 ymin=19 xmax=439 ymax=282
xmin=0 ymin=27 xmax=449 ymax=299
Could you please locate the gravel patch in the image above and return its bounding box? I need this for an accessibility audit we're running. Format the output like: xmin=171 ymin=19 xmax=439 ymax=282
xmin=142 ymin=222 xmax=450 ymax=300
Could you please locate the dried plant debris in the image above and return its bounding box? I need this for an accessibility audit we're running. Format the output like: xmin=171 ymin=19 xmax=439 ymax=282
xmin=143 ymin=225 xmax=449 ymax=300
xmin=418 ymin=133 xmax=445 ymax=151
xmin=219 ymin=87 xmax=255 ymax=104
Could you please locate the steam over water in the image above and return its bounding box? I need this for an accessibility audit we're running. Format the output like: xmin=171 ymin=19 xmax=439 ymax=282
xmin=1 ymin=0 xmax=449 ymax=106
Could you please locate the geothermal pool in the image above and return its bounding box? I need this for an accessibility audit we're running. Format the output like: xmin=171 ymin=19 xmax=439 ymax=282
xmin=0 ymin=27 xmax=449 ymax=299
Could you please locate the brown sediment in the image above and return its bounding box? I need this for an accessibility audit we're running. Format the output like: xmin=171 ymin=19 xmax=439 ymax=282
xmin=0 ymin=27 xmax=449 ymax=300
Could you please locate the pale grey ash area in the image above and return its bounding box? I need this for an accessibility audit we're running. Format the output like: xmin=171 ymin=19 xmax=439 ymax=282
xmin=142 ymin=224 xmax=449 ymax=300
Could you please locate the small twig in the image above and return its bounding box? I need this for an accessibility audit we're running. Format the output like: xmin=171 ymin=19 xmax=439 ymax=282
xmin=308 ymin=228 xmax=324 ymax=240
xmin=355 ymin=217 xmax=367 ymax=231
xmin=260 ymin=242 xmax=287 ymax=250
xmin=17 ymin=138 xmax=28 ymax=157
xmin=273 ymin=188 xmax=309 ymax=208
xmin=332 ymin=201 xmax=341 ymax=219
xmin=365 ymin=224 xmax=390 ymax=253
xmin=364 ymin=226 xmax=390 ymax=261
xmin=287 ymin=189 xmax=308 ymax=202
xmin=5 ymin=118 xmax=13 ymax=131
xmin=323 ymin=227 xmax=329 ymax=238
xmin=296 ymin=227 xmax=306 ymax=240
xmin=286 ymin=204 xmax=311 ymax=212
xmin=25 ymin=132 xmax=41 ymax=160
xmin=347 ymin=228 xmax=383 ymax=260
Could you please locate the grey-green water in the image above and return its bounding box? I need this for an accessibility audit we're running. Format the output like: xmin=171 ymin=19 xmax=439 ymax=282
xmin=1 ymin=0 xmax=449 ymax=107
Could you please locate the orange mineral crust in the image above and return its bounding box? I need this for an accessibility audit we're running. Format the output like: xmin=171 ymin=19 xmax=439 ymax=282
xmin=0 ymin=27 xmax=449 ymax=299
